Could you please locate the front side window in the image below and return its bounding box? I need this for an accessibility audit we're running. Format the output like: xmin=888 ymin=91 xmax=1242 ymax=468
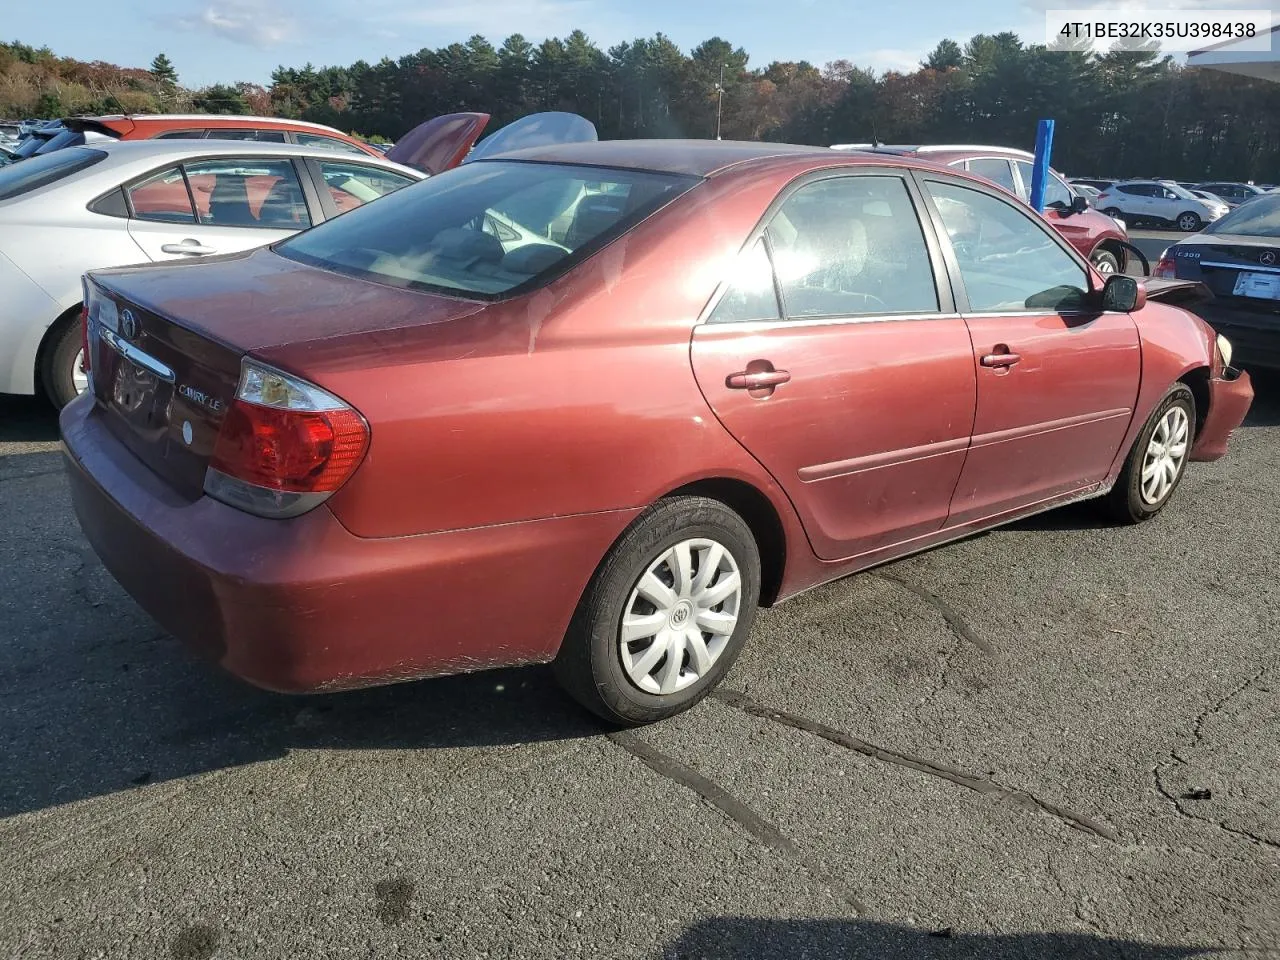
xmin=182 ymin=158 xmax=310 ymax=228
xmin=765 ymin=175 xmax=939 ymax=318
xmin=315 ymin=160 xmax=414 ymax=214
xmin=927 ymin=180 xmax=1089 ymax=313
xmin=967 ymin=158 xmax=1017 ymax=194
xmin=277 ymin=160 xmax=697 ymax=298
xmin=127 ymin=165 xmax=196 ymax=223
xmin=0 ymin=147 xmax=106 ymax=201
xmin=295 ymin=133 xmax=369 ymax=156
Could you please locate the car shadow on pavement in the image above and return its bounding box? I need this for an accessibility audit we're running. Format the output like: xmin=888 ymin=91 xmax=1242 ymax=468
xmin=0 ymin=638 xmax=606 ymax=819
xmin=1241 ymin=366 xmax=1280 ymax=428
xmin=664 ymin=917 xmax=1220 ymax=959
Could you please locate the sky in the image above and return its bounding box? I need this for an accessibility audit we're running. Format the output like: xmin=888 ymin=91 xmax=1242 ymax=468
xmin=9 ymin=0 xmax=1226 ymax=87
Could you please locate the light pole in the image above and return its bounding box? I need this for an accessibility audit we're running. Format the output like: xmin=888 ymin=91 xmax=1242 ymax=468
xmin=715 ymin=63 xmax=724 ymax=140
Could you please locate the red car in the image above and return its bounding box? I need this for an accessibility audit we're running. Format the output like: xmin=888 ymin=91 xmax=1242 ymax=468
xmin=832 ymin=144 xmax=1135 ymax=275
xmin=61 ymin=141 xmax=1253 ymax=725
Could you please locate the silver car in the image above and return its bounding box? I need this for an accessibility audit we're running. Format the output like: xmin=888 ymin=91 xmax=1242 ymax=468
xmin=0 ymin=139 xmax=424 ymax=406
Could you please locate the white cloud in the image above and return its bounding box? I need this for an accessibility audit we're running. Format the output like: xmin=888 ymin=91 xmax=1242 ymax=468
xmin=854 ymin=47 xmax=929 ymax=73
xmin=173 ymin=0 xmax=300 ymax=48
xmin=374 ymin=0 xmax=600 ymax=39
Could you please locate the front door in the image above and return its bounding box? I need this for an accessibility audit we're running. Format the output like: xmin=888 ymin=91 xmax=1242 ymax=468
xmin=690 ymin=172 xmax=977 ymax=561
xmin=917 ymin=176 xmax=1140 ymax=526
xmin=123 ymin=156 xmax=310 ymax=263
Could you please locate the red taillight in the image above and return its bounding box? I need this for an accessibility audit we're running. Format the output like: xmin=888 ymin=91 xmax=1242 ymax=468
xmin=1153 ymin=256 xmax=1177 ymax=279
xmin=210 ymin=400 xmax=369 ymax=493
xmin=1096 ymin=193 xmax=1110 ymax=201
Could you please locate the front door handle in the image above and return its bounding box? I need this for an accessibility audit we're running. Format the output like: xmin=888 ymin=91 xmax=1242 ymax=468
xmin=726 ymin=369 xmax=791 ymax=390
xmin=160 ymin=240 xmax=217 ymax=256
xmin=980 ymin=351 xmax=1022 ymax=368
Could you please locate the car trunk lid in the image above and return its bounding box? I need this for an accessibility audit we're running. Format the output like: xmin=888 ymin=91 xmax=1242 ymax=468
xmin=385 ymin=112 xmax=490 ymax=174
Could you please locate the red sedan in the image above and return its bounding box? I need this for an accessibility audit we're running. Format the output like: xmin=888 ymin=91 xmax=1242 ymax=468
xmin=61 ymin=141 xmax=1253 ymax=725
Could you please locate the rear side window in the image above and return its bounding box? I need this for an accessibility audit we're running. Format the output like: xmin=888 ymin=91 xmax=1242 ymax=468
xmin=1116 ymin=184 xmax=1147 ymax=196
xmin=765 ymin=175 xmax=939 ymax=318
xmin=153 ymin=130 xmax=205 ymax=140
xmin=0 ymin=147 xmax=107 ymax=201
xmin=205 ymin=129 xmax=288 ymax=143
xmin=295 ymin=133 xmax=369 ymax=156
xmin=710 ymin=239 xmax=781 ymax=323
xmin=183 ymin=158 xmax=310 ymax=228
xmin=1014 ymin=160 xmax=1073 ymax=208
xmin=277 ymin=160 xmax=697 ymax=298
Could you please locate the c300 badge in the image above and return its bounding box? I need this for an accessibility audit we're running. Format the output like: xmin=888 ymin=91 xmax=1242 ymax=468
xmin=119 ymin=308 xmax=139 ymax=340
xmin=178 ymin=384 xmax=224 ymax=413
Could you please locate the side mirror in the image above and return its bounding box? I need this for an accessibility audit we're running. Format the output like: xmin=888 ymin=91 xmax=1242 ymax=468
xmin=1070 ymin=194 xmax=1089 ymax=215
xmin=1101 ymin=274 xmax=1145 ymax=312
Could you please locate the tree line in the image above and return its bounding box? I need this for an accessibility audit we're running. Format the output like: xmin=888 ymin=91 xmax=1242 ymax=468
xmin=4 ymin=32 xmax=1280 ymax=180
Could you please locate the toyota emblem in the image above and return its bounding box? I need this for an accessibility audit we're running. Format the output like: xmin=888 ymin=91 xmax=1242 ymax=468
xmin=1261 ymin=250 xmax=1277 ymax=266
xmin=120 ymin=308 xmax=139 ymax=340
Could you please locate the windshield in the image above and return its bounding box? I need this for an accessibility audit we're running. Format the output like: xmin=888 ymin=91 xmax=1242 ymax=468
xmin=277 ymin=159 xmax=698 ymax=299
xmin=1203 ymin=194 xmax=1280 ymax=237
xmin=1165 ymin=183 xmax=1198 ymax=200
xmin=0 ymin=147 xmax=106 ymax=201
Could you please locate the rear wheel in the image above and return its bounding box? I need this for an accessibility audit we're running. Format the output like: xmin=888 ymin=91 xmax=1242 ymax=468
xmin=553 ymin=496 xmax=761 ymax=725
xmin=41 ymin=314 xmax=89 ymax=409
xmin=1091 ymin=249 xmax=1120 ymax=274
xmin=1177 ymin=211 xmax=1203 ymax=232
xmin=1104 ymin=384 xmax=1195 ymax=524
xmin=1102 ymin=207 xmax=1124 ymax=220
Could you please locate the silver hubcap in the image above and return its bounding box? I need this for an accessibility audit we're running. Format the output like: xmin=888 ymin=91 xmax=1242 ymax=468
xmin=1179 ymin=215 xmax=1197 ymax=230
xmin=72 ymin=349 xmax=89 ymax=395
xmin=619 ymin=538 xmax=742 ymax=696
xmin=1095 ymin=258 xmax=1115 ymax=274
xmin=1141 ymin=406 xmax=1189 ymax=505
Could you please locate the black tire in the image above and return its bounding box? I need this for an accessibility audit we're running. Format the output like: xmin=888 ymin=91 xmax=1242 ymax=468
xmin=1091 ymin=249 xmax=1120 ymax=275
xmin=1177 ymin=211 xmax=1202 ymax=232
xmin=1104 ymin=384 xmax=1195 ymax=524
xmin=553 ymin=496 xmax=762 ymax=725
xmin=40 ymin=313 xmax=86 ymax=409
xmin=1102 ymin=207 xmax=1124 ymax=220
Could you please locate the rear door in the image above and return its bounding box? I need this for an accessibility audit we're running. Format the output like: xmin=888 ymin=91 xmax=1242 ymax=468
xmin=690 ymin=170 xmax=977 ymax=561
xmin=124 ymin=156 xmax=311 ymax=261
xmin=917 ymin=174 xmax=1140 ymax=525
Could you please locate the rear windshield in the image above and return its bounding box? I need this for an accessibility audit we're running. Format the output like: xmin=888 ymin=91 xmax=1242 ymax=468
xmin=276 ymin=160 xmax=698 ymax=299
xmin=1204 ymin=194 xmax=1280 ymax=237
xmin=0 ymin=147 xmax=106 ymax=201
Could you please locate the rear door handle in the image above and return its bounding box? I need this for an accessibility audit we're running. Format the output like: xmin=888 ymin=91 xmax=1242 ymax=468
xmin=160 ymin=241 xmax=217 ymax=256
xmin=980 ymin=352 xmax=1022 ymax=368
xmin=726 ymin=369 xmax=792 ymax=389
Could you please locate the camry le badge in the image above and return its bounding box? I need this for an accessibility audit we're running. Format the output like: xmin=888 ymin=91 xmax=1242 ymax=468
xmin=119 ymin=308 xmax=138 ymax=340
xmin=178 ymin=384 xmax=224 ymax=413
xmin=1261 ymin=251 xmax=1277 ymax=266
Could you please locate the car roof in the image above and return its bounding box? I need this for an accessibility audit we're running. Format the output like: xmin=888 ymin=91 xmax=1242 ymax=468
xmin=80 ymin=114 xmax=355 ymax=134
xmin=481 ymin=139 xmax=844 ymax=177
xmin=81 ymin=138 xmax=423 ymax=177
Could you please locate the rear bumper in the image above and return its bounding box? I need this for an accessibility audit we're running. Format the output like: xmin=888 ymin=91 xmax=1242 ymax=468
xmin=1196 ymin=304 xmax=1280 ymax=371
xmin=1190 ymin=366 xmax=1253 ymax=462
xmin=60 ymin=394 xmax=636 ymax=693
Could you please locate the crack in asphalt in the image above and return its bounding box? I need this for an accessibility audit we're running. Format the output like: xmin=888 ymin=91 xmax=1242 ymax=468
xmin=1153 ymin=666 xmax=1280 ymax=854
xmin=872 ymin=573 xmax=996 ymax=656
xmin=712 ymin=688 xmax=1118 ymax=842
xmin=607 ymin=731 xmax=866 ymax=914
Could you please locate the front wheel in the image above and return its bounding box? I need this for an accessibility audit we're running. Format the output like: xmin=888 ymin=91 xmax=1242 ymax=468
xmin=553 ymin=496 xmax=762 ymax=725
xmin=1177 ymin=211 xmax=1203 ymax=232
xmin=1104 ymin=384 xmax=1195 ymax=524
xmin=41 ymin=315 xmax=90 ymax=409
xmin=1102 ymin=207 xmax=1124 ymax=220
xmin=1091 ymin=249 xmax=1120 ymax=274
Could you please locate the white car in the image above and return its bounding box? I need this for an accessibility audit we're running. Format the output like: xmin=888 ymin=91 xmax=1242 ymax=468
xmin=1094 ymin=180 xmax=1229 ymax=232
xmin=0 ymin=139 xmax=425 ymax=406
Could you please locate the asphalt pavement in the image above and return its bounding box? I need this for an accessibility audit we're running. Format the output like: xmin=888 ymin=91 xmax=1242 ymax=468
xmin=2 ymin=367 xmax=1279 ymax=959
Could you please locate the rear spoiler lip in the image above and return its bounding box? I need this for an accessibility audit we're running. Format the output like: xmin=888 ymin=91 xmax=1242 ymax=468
xmin=61 ymin=116 xmax=130 ymax=138
xmin=1144 ymin=277 xmax=1217 ymax=306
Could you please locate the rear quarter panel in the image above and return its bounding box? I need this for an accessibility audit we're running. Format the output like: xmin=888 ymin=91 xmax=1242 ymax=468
xmin=269 ymin=165 xmax=807 ymax=543
xmin=1105 ymin=301 xmax=1215 ymax=482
